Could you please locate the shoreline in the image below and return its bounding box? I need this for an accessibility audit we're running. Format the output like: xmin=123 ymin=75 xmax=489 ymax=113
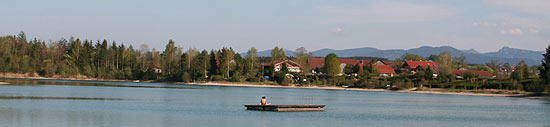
xmin=185 ymin=82 xmax=542 ymax=98
xmin=1 ymin=74 xmax=547 ymax=99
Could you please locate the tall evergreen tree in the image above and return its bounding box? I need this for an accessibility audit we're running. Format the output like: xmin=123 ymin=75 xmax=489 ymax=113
xmin=196 ymin=50 xmax=210 ymax=80
xmin=219 ymin=47 xmax=235 ymax=78
xmin=162 ymin=40 xmax=180 ymax=79
xmin=208 ymin=50 xmax=219 ymax=76
xmin=540 ymin=45 xmax=550 ymax=92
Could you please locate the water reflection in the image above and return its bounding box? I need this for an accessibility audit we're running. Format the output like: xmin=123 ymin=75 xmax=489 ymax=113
xmin=0 ymin=78 xmax=549 ymax=127
xmin=0 ymin=96 xmax=125 ymax=100
xmin=0 ymin=78 xmax=197 ymax=89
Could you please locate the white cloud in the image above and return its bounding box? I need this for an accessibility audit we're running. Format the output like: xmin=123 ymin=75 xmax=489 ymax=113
xmin=331 ymin=27 xmax=343 ymax=33
xmin=500 ymin=28 xmax=523 ymax=35
xmin=473 ymin=21 xmax=498 ymax=26
xmin=318 ymin=1 xmax=453 ymax=24
xmin=486 ymin=0 xmax=550 ymax=15
xmin=528 ymin=28 xmax=540 ymax=33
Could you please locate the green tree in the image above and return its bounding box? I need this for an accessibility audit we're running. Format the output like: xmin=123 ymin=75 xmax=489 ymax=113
xmin=427 ymin=54 xmax=439 ymax=61
xmin=162 ymin=40 xmax=180 ymax=78
xmin=540 ymin=45 xmax=550 ymax=91
xmin=511 ymin=60 xmax=528 ymax=81
xmin=245 ymin=47 xmax=259 ymax=77
xmin=208 ymin=50 xmax=219 ymax=76
xmin=196 ymin=50 xmax=210 ymax=80
xmin=437 ymin=51 xmax=453 ymax=76
xmin=294 ymin=47 xmax=311 ymax=73
xmin=464 ymin=70 xmax=479 ymax=80
xmin=485 ymin=59 xmax=501 ymax=72
xmin=219 ymin=47 xmax=234 ymax=78
xmin=424 ymin=67 xmax=433 ymax=80
xmin=324 ymin=53 xmax=341 ymax=76
xmin=271 ymin=46 xmax=286 ymax=61
xmin=401 ymin=53 xmax=426 ymax=61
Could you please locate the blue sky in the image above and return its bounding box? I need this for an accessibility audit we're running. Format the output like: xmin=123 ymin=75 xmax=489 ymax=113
xmin=1 ymin=0 xmax=549 ymax=53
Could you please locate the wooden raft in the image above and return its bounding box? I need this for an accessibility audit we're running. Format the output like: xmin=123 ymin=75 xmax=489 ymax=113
xmin=244 ymin=104 xmax=325 ymax=112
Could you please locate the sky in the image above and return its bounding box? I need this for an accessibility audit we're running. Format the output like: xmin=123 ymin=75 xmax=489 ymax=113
xmin=1 ymin=0 xmax=549 ymax=53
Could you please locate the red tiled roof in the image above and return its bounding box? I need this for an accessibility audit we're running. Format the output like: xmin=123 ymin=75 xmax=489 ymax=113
xmin=308 ymin=58 xmax=325 ymax=69
xmin=262 ymin=60 xmax=300 ymax=67
xmin=376 ymin=65 xmax=396 ymax=74
xmin=404 ymin=61 xmax=438 ymax=72
xmin=380 ymin=60 xmax=392 ymax=65
xmin=452 ymin=70 xmax=494 ymax=77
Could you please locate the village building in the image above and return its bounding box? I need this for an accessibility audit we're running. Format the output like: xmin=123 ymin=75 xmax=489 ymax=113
xmin=376 ymin=65 xmax=397 ymax=77
xmin=401 ymin=61 xmax=439 ymax=77
xmin=308 ymin=58 xmax=370 ymax=74
xmin=262 ymin=60 xmax=301 ymax=73
xmin=401 ymin=61 xmax=438 ymax=73
xmin=307 ymin=58 xmax=395 ymax=76
xmin=499 ymin=67 xmax=516 ymax=73
xmin=452 ymin=70 xmax=495 ymax=79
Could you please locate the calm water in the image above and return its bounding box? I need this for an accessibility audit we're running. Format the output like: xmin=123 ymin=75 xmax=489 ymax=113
xmin=0 ymin=78 xmax=549 ymax=127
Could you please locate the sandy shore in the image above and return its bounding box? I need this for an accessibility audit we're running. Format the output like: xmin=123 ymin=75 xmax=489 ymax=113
xmin=0 ymin=73 xmax=143 ymax=82
xmin=185 ymin=82 xmax=544 ymax=98
xmin=2 ymin=72 xmax=546 ymax=98
xmin=187 ymin=82 xmax=387 ymax=92
xmin=395 ymin=90 xmax=516 ymax=97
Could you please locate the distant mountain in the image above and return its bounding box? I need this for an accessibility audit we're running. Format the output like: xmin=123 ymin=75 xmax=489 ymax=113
xmin=462 ymin=49 xmax=480 ymax=54
xmin=255 ymin=49 xmax=295 ymax=57
xmin=311 ymin=46 xmax=541 ymax=65
xmin=483 ymin=46 xmax=542 ymax=63
xmin=251 ymin=46 xmax=543 ymax=65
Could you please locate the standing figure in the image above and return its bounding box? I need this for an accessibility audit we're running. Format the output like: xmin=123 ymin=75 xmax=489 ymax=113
xmin=260 ymin=96 xmax=271 ymax=105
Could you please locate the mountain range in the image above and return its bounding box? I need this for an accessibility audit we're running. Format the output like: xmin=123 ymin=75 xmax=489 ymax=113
xmin=252 ymin=46 xmax=544 ymax=66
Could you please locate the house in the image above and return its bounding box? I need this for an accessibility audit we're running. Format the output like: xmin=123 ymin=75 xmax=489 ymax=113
xmin=154 ymin=68 xmax=162 ymax=73
xmin=307 ymin=58 xmax=372 ymax=74
xmin=401 ymin=61 xmax=438 ymax=74
xmin=499 ymin=67 xmax=516 ymax=73
xmin=307 ymin=58 xmax=396 ymax=76
xmin=452 ymin=70 xmax=495 ymax=79
xmin=263 ymin=60 xmax=301 ymax=73
xmin=377 ymin=65 xmax=397 ymax=77
xmin=373 ymin=60 xmax=391 ymax=65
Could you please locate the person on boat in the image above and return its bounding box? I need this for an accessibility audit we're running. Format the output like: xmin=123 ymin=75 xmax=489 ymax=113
xmin=260 ymin=96 xmax=271 ymax=105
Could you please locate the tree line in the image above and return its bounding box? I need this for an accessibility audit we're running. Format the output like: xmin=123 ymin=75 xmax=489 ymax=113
xmin=0 ymin=32 xmax=261 ymax=82
xmin=1 ymin=32 xmax=549 ymax=93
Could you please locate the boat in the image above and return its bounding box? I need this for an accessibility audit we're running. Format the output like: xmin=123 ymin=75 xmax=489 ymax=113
xmin=244 ymin=104 xmax=325 ymax=112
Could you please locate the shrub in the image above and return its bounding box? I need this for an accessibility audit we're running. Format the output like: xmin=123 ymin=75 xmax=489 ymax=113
xmin=182 ymin=72 xmax=192 ymax=82
xmin=231 ymin=72 xmax=242 ymax=82
xmin=211 ymin=75 xmax=224 ymax=81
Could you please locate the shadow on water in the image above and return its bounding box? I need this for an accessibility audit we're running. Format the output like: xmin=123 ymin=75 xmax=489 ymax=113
xmin=0 ymin=78 xmax=198 ymax=90
xmin=0 ymin=96 xmax=126 ymax=101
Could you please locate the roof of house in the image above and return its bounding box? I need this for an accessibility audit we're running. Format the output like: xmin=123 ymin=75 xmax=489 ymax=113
xmin=376 ymin=65 xmax=396 ymax=74
xmin=404 ymin=61 xmax=438 ymax=70
xmin=452 ymin=70 xmax=494 ymax=77
xmin=262 ymin=59 xmax=300 ymax=67
xmin=380 ymin=60 xmax=392 ymax=65
xmin=308 ymin=58 xmax=325 ymax=69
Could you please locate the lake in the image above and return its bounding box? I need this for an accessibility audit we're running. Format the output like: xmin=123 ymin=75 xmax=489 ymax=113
xmin=0 ymin=78 xmax=549 ymax=127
